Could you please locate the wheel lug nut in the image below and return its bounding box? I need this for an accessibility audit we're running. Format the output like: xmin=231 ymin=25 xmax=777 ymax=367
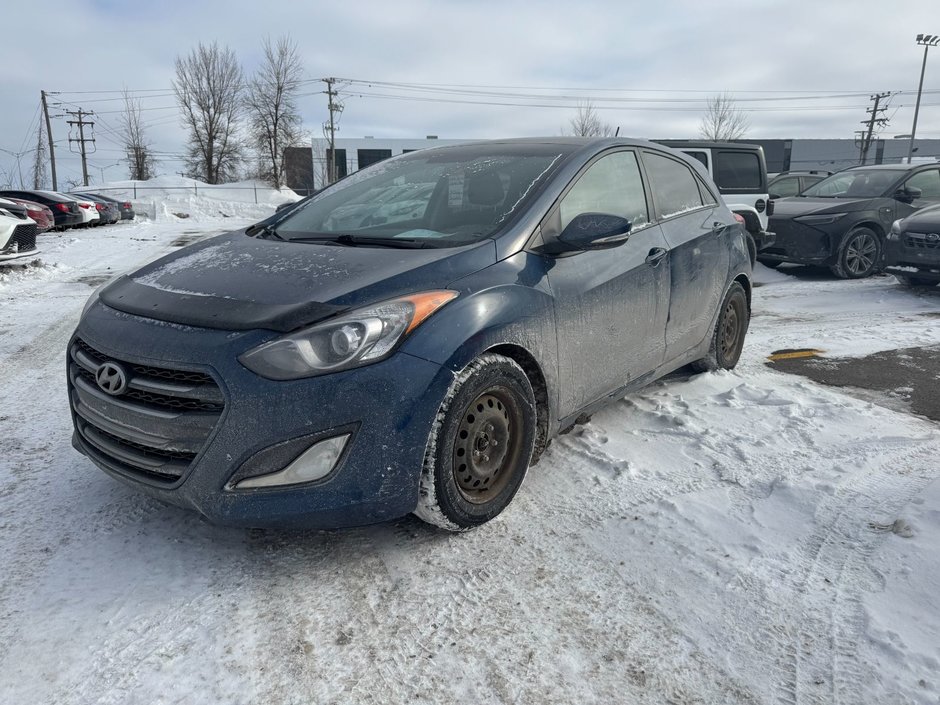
xmin=483 ymin=455 xmax=489 ymax=463
xmin=491 ymin=439 xmax=498 ymax=447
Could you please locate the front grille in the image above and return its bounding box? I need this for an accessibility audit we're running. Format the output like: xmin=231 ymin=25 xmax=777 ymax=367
xmin=1 ymin=224 xmax=37 ymax=254
xmin=905 ymin=232 xmax=940 ymax=250
xmin=68 ymin=338 xmax=225 ymax=484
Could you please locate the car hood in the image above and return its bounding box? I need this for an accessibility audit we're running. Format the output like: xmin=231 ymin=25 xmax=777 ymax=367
xmin=99 ymin=230 xmax=497 ymax=332
xmin=770 ymin=196 xmax=877 ymax=219
xmin=900 ymin=204 xmax=940 ymax=231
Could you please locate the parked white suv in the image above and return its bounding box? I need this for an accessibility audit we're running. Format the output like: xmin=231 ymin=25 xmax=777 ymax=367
xmin=655 ymin=141 xmax=775 ymax=264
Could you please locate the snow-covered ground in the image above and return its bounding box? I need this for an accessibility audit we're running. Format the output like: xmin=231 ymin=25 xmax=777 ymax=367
xmin=1 ymin=219 xmax=939 ymax=705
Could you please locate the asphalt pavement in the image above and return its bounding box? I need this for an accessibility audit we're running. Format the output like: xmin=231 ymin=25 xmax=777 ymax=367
xmin=769 ymin=343 xmax=940 ymax=423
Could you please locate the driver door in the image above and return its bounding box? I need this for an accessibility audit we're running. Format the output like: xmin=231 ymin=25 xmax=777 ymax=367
xmin=544 ymin=150 xmax=670 ymax=417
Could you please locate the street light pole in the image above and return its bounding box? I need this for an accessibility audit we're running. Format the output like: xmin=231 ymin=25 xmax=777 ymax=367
xmin=907 ymin=33 xmax=939 ymax=164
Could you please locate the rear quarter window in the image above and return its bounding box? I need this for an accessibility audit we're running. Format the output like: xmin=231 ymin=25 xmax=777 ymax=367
xmin=714 ymin=152 xmax=763 ymax=191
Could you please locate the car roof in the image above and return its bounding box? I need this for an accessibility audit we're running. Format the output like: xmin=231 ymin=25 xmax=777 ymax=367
xmin=653 ymin=140 xmax=764 ymax=151
xmin=844 ymin=163 xmax=929 ymax=172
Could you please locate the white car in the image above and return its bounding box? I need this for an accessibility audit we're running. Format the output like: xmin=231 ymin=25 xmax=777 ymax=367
xmin=63 ymin=193 xmax=101 ymax=226
xmin=0 ymin=202 xmax=40 ymax=263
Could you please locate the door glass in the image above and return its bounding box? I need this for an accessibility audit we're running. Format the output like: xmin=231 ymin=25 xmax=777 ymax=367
xmin=903 ymin=170 xmax=940 ymax=201
xmin=559 ymin=152 xmax=649 ymax=231
xmin=643 ymin=152 xmax=705 ymax=218
xmin=770 ymin=177 xmax=801 ymax=197
xmin=714 ymin=152 xmax=762 ymax=190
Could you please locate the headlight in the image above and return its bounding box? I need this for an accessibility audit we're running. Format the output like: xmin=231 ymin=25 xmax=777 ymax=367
xmin=239 ymin=290 xmax=458 ymax=380
xmin=887 ymin=219 xmax=903 ymax=241
xmin=793 ymin=212 xmax=847 ymax=226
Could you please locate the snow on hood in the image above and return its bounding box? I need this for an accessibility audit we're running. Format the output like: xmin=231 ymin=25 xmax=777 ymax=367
xmin=100 ymin=230 xmax=496 ymax=331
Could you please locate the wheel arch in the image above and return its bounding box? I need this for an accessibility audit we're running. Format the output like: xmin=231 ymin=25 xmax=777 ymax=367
xmin=485 ymin=343 xmax=551 ymax=464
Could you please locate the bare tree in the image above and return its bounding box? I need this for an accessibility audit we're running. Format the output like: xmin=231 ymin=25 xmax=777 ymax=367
xmin=699 ymin=93 xmax=750 ymax=141
xmin=173 ymin=42 xmax=244 ymax=184
xmin=566 ymin=101 xmax=616 ymax=137
xmin=244 ymin=36 xmax=304 ymax=188
xmin=120 ymin=89 xmax=156 ymax=181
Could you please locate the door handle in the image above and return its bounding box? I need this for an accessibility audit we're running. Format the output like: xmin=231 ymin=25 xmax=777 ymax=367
xmin=646 ymin=247 xmax=667 ymax=266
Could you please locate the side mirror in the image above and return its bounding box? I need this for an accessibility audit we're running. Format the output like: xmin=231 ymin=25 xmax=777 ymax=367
xmin=768 ymin=192 xmax=781 ymax=200
xmin=895 ymin=186 xmax=922 ymax=204
xmin=557 ymin=213 xmax=632 ymax=251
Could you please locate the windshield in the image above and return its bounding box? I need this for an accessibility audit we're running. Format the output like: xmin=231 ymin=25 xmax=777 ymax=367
xmin=801 ymin=169 xmax=900 ymax=199
xmin=275 ymin=144 xmax=571 ymax=247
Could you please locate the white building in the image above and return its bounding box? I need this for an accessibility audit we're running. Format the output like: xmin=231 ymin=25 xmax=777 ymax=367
xmin=310 ymin=136 xmax=469 ymax=190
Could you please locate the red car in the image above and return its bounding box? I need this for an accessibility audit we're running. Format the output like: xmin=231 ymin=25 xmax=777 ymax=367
xmin=5 ymin=197 xmax=55 ymax=233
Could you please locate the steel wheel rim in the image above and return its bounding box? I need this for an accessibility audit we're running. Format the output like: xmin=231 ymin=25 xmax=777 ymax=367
xmin=845 ymin=232 xmax=877 ymax=275
xmin=452 ymin=388 xmax=522 ymax=504
xmin=720 ymin=299 xmax=741 ymax=359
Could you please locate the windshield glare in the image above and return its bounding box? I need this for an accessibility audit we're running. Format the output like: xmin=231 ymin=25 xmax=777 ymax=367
xmin=801 ymin=169 xmax=899 ymax=198
xmin=277 ymin=145 xmax=568 ymax=246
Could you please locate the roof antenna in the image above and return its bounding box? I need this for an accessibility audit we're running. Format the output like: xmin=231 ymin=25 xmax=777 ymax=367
xmin=615 ymin=126 xmax=620 ymax=137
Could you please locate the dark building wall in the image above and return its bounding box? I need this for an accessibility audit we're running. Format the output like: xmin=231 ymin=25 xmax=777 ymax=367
xmin=283 ymin=147 xmax=315 ymax=197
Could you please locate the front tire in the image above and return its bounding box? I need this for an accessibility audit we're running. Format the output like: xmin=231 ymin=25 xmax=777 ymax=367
xmin=414 ymin=354 xmax=537 ymax=531
xmin=691 ymin=282 xmax=749 ymax=372
xmin=831 ymin=227 xmax=881 ymax=279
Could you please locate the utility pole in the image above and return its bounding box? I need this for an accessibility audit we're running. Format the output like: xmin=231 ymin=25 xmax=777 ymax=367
xmin=66 ymin=108 xmax=96 ymax=186
xmin=41 ymin=90 xmax=58 ymax=190
xmin=908 ymin=34 xmax=939 ymax=164
xmin=856 ymin=92 xmax=890 ymax=165
xmin=322 ymin=78 xmax=344 ymax=184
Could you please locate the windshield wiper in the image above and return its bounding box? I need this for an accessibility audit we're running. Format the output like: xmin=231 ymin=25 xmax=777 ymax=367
xmin=246 ymin=223 xmax=285 ymax=240
xmin=286 ymin=234 xmax=430 ymax=249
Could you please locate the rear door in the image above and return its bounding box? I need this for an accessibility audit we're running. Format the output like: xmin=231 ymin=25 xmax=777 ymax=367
xmin=544 ymin=149 xmax=670 ymax=416
xmin=641 ymin=150 xmax=731 ymax=361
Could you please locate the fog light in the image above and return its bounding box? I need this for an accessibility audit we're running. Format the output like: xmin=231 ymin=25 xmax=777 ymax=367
xmin=235 ymin=434 xmax=350 ymax=489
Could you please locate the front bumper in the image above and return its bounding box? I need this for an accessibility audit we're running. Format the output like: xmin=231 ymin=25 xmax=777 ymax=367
xmin=754 ymin=229 xmax=776 ymax=251
xmin=884 ymin=232 xmax=940 ymax=276
xmin=0 ymin=222 xmax=39 ymax=262
xmin=69 ymin=302 xmax=455 ymax=528
xmin=758 ymin=218 xmax=834 ymax=265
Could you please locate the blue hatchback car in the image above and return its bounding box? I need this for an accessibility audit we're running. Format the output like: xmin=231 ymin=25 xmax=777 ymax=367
xmin=69 ymin=138 xmax=751 ymax=531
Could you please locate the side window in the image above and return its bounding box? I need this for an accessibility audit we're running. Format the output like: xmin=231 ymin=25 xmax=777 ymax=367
xmin=559 ymin=151 xmax=649 ymax=231
xmin=643 ymin=152 xmax=705 ymax=218
xmin=683 ymin=151 xmax=709 ymax=169
xmin=696 ymin=176 xmax=718 ymax=206
xmin=714 ymin=151 xmax=762 ymax=190
xmin=771 ymin=177 xmax=802 ymax=197
xmin=903 ymin=169 xmax=940 ymax=201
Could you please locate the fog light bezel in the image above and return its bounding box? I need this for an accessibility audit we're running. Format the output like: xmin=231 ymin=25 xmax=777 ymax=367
xmin=225 ymin=427 xmax=356 ymax=491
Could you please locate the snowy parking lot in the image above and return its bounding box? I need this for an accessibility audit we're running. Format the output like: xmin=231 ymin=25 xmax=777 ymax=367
xmin=1 ymin=214 xmax=939 ymax=704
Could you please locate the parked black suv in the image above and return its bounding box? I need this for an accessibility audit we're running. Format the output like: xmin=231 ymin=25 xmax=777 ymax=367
xmin=883 ymin=204 xmax=940 ymax=286
xmin=763 ymin=163 xmax=940 ymax=278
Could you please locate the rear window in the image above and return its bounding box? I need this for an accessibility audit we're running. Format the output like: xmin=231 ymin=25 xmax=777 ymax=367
xmin=714 ymin=151 xmax=762 ymax=191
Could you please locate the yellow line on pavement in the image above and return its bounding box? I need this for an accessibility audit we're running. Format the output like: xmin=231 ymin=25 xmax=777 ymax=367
xmin=768 ymin=349 xmax=825 ymax=361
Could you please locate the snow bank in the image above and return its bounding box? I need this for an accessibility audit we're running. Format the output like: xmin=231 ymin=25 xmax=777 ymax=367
xmin=75 ymin=175 xmax=300 ymax=224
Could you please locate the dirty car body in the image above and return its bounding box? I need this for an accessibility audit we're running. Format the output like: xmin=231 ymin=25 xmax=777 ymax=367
xmin=69 ymin=138 xmax=751 ymax=529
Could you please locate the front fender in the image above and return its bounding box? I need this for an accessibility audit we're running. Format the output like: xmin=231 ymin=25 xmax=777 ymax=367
xmin=400 ymin=252 xmax=559 ymax=420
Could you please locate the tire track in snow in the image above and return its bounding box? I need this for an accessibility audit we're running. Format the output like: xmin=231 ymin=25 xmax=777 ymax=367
xmin=778 ymin=443 xmax=938 ymax=705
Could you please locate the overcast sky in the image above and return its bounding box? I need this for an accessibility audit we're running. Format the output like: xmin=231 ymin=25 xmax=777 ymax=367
xmin=3 ymin=0 xmax=939 ymax=187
